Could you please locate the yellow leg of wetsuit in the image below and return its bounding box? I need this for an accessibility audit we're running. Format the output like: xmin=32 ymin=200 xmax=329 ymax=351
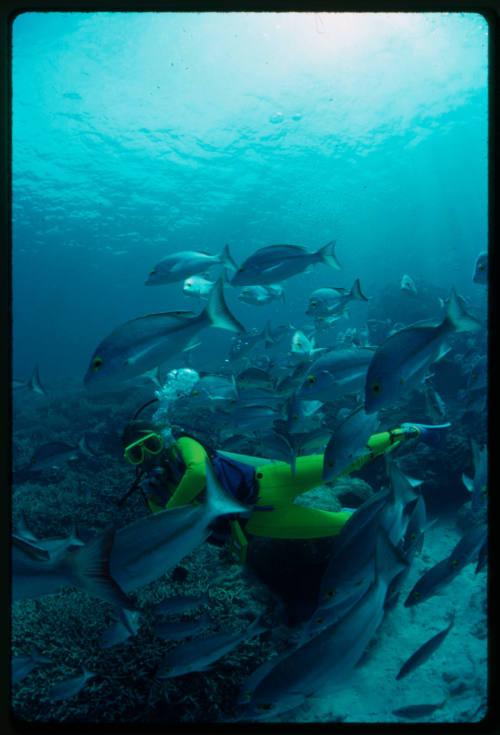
xmin=244 ymin=455 xmax=351 ymax=539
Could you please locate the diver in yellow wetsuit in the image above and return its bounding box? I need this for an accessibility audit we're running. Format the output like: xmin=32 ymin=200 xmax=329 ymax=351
xmin=121 ymin=418 xmax=438 ymax=563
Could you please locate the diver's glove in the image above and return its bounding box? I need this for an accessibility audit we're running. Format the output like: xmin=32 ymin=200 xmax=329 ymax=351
xmin=401 ymin=422 xmax=452 ymax=449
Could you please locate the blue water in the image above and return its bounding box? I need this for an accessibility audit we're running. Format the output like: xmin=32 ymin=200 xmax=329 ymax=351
xmin=11 ymin=11 xmax=489 ymax=725
xmin=12 ymin=11 xmax=487 ymax=381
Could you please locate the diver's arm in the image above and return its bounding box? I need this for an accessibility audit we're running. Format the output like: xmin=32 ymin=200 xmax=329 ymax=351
xmin=335 ymin=427 xmax=418 ymax=479
xmin=165 ymin=436 xmax=208 ymax=509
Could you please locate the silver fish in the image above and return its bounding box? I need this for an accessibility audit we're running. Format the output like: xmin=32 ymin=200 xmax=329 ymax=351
xmin=27 ymin=436 xmax=96 ymax=471
xmin=110 ymin=459 xmax=250 ymax=593
xmin=230 ymin=240 xmax=341 ymax=286
xmin=12 ymin=645 xmax=52 ymax=686
xmin=472 ymin=251 xmax=488 ymax=284
xmin=238 ymin=284 xmax=285 ymax=305
xmin=392 ymin=700 xmax=448 ymax=720
xmin=183 ymin=275 xmax=216 ymax=299
xmin=154 ymin=611 xmax=211 ymax=641
xmin=50 ymin=665 xmax=96 ymax=701
xmin=239 ymin=531 xmax=407 ymax=719
xmin=405 ymin=523 xmax=487 ymax=607
xmin=99 ymin=609 xmax=141 ymax=649
xmin=236 ymin=367 xmax=275 ymax=392
xmin=12 ymin=527 xmax=131 ymax=609
xmin=396 ymin=614 xmax=455 ymax=680
xmin=309 ymin=467 xmax=418 ymax=633
xmin=84 ymin=279 xmax=245 ymax=390
xmin=322 ymin=406 xmax=380 ymax=480
xmin=462 ymin=440 xmax=487 ymax=513
xmin=306 ymin=278 xmax=368 ymax=318
xmin=154 ymin=591 xmax=210 ymax=616
xmin=401 ymin=274 xmax=418 ymax=295
xmin=466 ymin=354 xmax=487 ymax=392
xmin=289 ymin=330 xmax=325 ymax=362
xmin=365 ymin=288 xmax=481 ymax=413
xmin=297 ymin=348 xmax=374 ymax=403
xmin=156 ymin=616 xmax=265 ymax=678
xmin=285 ymin=395 xmax=323 ymax=435
xmin=146 ymin=244 xmax=237 ymax=285
xmin=221 ymin=403 xmax=282 ymax=431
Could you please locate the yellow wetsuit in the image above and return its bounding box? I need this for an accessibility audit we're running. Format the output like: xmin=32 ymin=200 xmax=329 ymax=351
xmin=146 ymin=429 xmax=410 ymax=540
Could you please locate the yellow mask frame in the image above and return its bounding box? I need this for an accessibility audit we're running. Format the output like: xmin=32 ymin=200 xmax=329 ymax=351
xmin=124 ymin=432 xmax=164 ymax=466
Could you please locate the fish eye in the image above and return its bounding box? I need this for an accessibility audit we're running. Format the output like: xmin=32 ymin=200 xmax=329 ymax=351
xmin=257 ymin=703 xmax=274 ymax=711
xmin=306 ymin=375 xmax=316 ymax=385
xmin=192 ymin=389 xmax=199 ymax=396
xmin=292 ymin=413 xmax=298 ymax=421
xmin=311 ymin=300 xmax=317 ymax=307
xmin=479 ymin=263 xmax=485 ymax=271
xmin=150 ymin=269 xmax=157 ymax=275
xmin=327 ymin=460 xmax=334 ymax=468
xmin=92 ymin=357 xmax=103 ymax=371
xmin=371 ymin=381 xmax=382 ymax=395
xmin=238 ymin=266 xmax=245 ymax=272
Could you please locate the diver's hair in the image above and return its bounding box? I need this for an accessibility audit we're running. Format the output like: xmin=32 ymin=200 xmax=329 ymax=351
xmin=121 ymin=419 xmax=162 ymax=448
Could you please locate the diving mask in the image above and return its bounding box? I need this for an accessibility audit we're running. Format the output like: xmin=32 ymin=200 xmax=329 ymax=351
xmin=124 ymin=432 xmax=164 ymax=466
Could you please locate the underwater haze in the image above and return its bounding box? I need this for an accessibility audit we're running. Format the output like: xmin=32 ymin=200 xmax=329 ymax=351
xmin=12 ymin=11 xmax=487 ymax=382
xmin=11 ymin=11 xmax=489 ymax=726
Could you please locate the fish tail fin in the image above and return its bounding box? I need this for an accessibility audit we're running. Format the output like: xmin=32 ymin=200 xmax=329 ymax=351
xmin=263 ymin=320 xmax=274 ymax=346
xmin=388 ymin=459 xmax=422 ymax=507
xmin=31 ymin=644 xmax=52 ymax=665
xmin=445 ymin=288 xmax=482 ymax=333
xmin=29 ymin=363 xmax=47 ymax=396
xmin=247 ymin=615 xmax=267 ymax=638
xmin=462 ymin=472 xmax=474 ymax=494
xmin=68 ymin=527 xmax=133 ymax=610
xmin=375 ymin=529 xmax=409 ymax=588
xmin=205 ymin=279 xmax=246 ymax=334
xmin=204 ymin=459 xmax=252 ymax=521
xmin=316 ymin=240 xmax=341 ymax=270
xmin=81 ymin=664 xmax=96 ymax=681
xmin=220 ymin=243 xmax=238 ymax=271
xmin=350 ymin=278 xmax=369 ymax=302
xmin=78 ymin=434 xmax=97 ymax=457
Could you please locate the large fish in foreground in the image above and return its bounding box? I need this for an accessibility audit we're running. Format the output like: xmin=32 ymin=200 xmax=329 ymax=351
xmin=12 ymin=528 xmax=131 ymax=610
xmin=364 ymin=288 xmax=481 ymax=413
xmin=238 ymin=531 xmax=408 ymax=720
xmin=110 ymin=459 xmax=251 ymax=594
xmin=230 ymin=240 xmax=341 ymax=286
xmin=84 ymin=279 xmax=244 ymax=390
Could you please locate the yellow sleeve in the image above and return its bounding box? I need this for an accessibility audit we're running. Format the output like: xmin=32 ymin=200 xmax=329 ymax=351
xmin=165 ymin=437 xmax=208 ymax=509
xmin=335 ymin=429 xmax=408 ymax=478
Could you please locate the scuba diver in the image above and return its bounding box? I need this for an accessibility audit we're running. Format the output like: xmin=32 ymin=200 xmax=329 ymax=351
xmin=120 ymin=370 xmax=450 ymax=565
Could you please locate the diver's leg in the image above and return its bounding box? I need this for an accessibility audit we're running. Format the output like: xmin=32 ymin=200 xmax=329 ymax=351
xmin=244 ymin=504 xmax=351 ymax=539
